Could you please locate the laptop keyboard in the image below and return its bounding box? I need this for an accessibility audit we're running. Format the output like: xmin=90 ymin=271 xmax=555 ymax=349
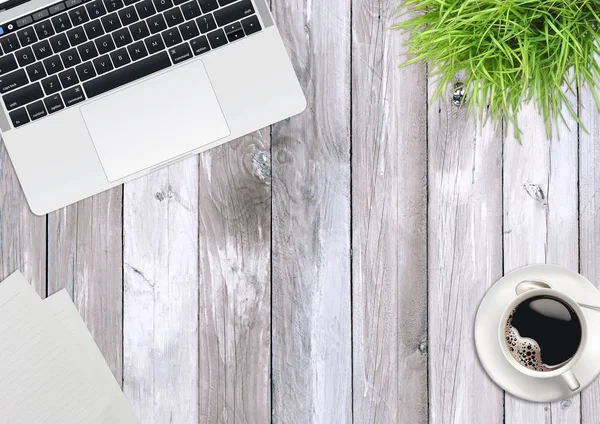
xmin=0 ymin=0 xmax=262 ymax=128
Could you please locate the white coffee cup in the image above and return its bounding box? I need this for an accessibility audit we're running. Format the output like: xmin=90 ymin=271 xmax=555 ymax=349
xmin=498 ymin=280 xmax=587 ymax=391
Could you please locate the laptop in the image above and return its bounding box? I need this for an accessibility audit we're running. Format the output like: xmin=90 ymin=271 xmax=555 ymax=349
xmin=0 ymin=0 xmax=305 ymax=214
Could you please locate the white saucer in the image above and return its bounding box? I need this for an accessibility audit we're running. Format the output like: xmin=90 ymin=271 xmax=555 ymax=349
xmin=475 ymin=264 xmax=600 ymax=402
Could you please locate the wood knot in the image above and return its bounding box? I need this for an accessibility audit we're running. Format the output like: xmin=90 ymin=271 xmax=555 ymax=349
xmin=452 ymin=82 xmax=466 ymax=107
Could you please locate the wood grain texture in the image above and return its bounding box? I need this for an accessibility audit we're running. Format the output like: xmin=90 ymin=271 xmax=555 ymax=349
xmin=351 ymin=0 xmax=428 ymax=422
xmin=503 ymin=102 xmax=580 ymax=423
xmin=271 ymin=0 xmax=352 ymax=422
xmin=428 ymin=83 xmax=504 ymax=423
xmin=47 ymin=188 xmax=123 ymax=381
xmin=197 ymin=130 xmax=271 ymax=423
xmin=122 ymin=158 xmax=199 ymax=424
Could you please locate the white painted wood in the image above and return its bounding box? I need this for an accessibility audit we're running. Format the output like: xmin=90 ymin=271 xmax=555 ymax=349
xmin=351 ymin=0 xmax=428 ymax=422
xmin=503 ymin=101 xmax=579 ymax=422
xmin=123 ymin=158 xmax=199 ymax=424
xmin=428 ymin=83 xmax=504 ymax=423
xmin=271 ymin=0 xmax=352 ymax=422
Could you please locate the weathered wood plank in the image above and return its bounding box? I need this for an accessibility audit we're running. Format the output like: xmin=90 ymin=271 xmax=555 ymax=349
xmin=428 ymin=84 xmax=504 ymax=423
xmin=351 ymin=0 xmax=428 ymax=422
xmin=122 ymin=158 xmax=199 ymax=423
xmin=47 ymin=188 xmax=123 ymax=381
xmin=197 ymin=130 xmax=271 ymax=423
xmin=503 ymin=102 xmax=579 ymax=422
xmin=271 ymin=0 xmax=352 ymax=422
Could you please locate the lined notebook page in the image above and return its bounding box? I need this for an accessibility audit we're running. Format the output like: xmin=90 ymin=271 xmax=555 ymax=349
xmin=0 ymin=272 xmax=113 ymax=424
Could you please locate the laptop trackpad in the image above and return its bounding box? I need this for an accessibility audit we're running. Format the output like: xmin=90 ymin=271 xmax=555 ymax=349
xmin=81 ymin=60 xmax=230 ymax=182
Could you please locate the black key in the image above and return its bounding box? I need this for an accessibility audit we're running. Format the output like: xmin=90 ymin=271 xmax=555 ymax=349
xmin=109 ymin=48 xmax=130 ymax=67
xmin=65 ymin=0 xmax=83 ymax=8
xmin=223 ymin=21 xmax=240 ymax=35
xmin=173 ymin=0 xmax=186 ymax=5
xmin=43 ymin=55 xmax=64 ymax=74
xmin=126 ymin=40 xmax=147 ymax=60
xmin=44 ymin=93 xmax=65 ymax=113
xmin=83 ymin=19 xmax=105 ymax=39
xmin=168 ymin=42 xmax=191 ymax=63
xmin=241 ymin=15 xmax=260 ymax=36
xmin=144 ymin=34 xmax=164 ymax=54
xmin=86 ymin=0 xmax=107 ymax=18
xmin=75 ymin=61 xmax=97 ymax=81
xmin=9 ymin=107 xmax=30 ymax=127
xmin=59 ymin=67 xmax=79 ymax=87
xmin=0 ymin=34 xmax=21 ymax=54
xmin=32 ymin=40 xmax=53 ymax=60
xmin=26 ymin=100 xmax=47 ymax=120
xmin=113 ymin=27 xmax=132 ymax=47
xmin=197 ymin=0 xmax=218 ymax=13
xmin=16 ymin=16 xmax=33 ymax=28
xmin=218 ymin=0 xmax=236 ymax=5
xmin=135 ymin=0 xmax=155 ymax=18
xmin=161 ymin=27 xmax=181 ymax=47
xmin=49 ymin=3 xmax=67 ymax=14
xmin=92 ymin=54 xmax=113 ymax=74
xmin=101 ymin=12 xmax=121 ymax=32
xmin=68 ymin=6 xmax=90 ymax=25
xmin=67 ymin=26 xmax=88 ymax=45
xmin=124 ymin=0 xmax=137 ymax=5
xmin=41 ymin=75 xmax=61 ymax=94
xmin=224 ymin=22 xmax=244 ymax=42
xmin=15 ymin=47 xmax=35 ymax=66
xmin=214 ymin=0 xmax=254 ymax=27
xmin=178 ymin=21 xmax=198 ymax=40
xmin=60 ymin=48 xmax=81 ymax=67
xmin=17 ymin=27 xmax=38 ymax=46
xmin=0 ymin=69 xmax=28 ymax=93
xmin=118 ymin=6 xmax=138 ymax=25
xmin=189 ymin=35 xmax=210 ymax=55
xmin=152 ymin=0 xmax=172 ymax=12
xmin=164 ymin=7 xmax=183 ymax=26
xmin=49 ymin=33 xmax=70 ymax=52
xmin=0 ymin=55 xmax=18 ymax=75
xmin=84 ymin=51 xmax=170 ymax=98
xmin=78 ymin=41 xmax=99 ymax=60
xmin=34 ymin=11 xmax=50 ymax=22
xmin=51 ymin=13 xmax=72 ymax=32
xmin=196 ymin=14 xmax=216 ymax=34
xmin=34 ymin=20 xmax=56 ymax=39
xmin=95 ymin=34 xmax=116 ymax=54
xmin=103 ymin=0 xmax=124 ymax=12
xmin=61 ymin=84 xmax=85 ymax=106
xmin=181 ymin=1 xmax=201 ymax=20
xmin=4 ymin=83 xmax=44 ymax=110
xmin=130 ymin=21 xmax=149 ymax=40
xmin=147 ymin=14 xmax=167 ymax=33
xmin=206 ymin=28 xmax=226 ymax=49
xmin=25 ymin=62 xmax=47 ymax=81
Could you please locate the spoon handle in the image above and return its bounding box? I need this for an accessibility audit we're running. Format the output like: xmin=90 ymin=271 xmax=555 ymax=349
xmin=578 ymin=303 xmax=600 ymax=313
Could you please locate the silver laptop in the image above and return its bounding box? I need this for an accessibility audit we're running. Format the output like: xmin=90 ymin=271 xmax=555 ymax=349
xmin=0 ymin=0 xmax=305 ymax=214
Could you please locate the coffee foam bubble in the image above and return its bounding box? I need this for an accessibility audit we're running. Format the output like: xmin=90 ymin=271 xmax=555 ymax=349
xmin=504 ymin=312 xmax=549 ymax=372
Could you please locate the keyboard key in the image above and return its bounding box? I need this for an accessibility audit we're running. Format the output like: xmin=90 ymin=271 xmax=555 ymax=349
xmin=123 ymin=0 xmax=137 ymax=4
xmin=69 ymin=6 xmax=90 ymax=25
xmin=164 ymin=7 xmax=184 ymax=26
xmin=26 ymin=100 xmax=47 ymax=120
xmin=152 ymin=0 xmax=172 ymax=12
xmin=34 ymin=20 xmax=55 ymax=39
xmin=189 ymin=35 xmax=210 ymax=55
xmin=59 ymin=67 xmax=79 ymax=87
xmin=147 ymin=14 xmax=167 ymax=33
xmin=144 ymin=33 xmax=164 ymax=54
xmin=178 ymin=21 xmax=198 ymax=40
xmin=61 ymin=84 xmax=85 ymax=106
xmin=51 ymin=13 xmax=72 ymax=32
xmin=4 ymin=82 xmax=43 ymax=110
xmin=67 ymin=26 xmax=88 ymax=45
xmin=173 ymin=0 xmax=186 ymax=5
xmin=41 ymin=75 xmax=61 ymax=94
xmin=0 ymin=55 xmax=18 ymax=75
xmin=15 ymin=47 xmax=35 ymax=66
xmin=9 ymin=107 xmax=30 ymax=127
xmin=49 ymin=3 xmax=67 ymax=14
xmin=130 ymin=21 xmax=149 ymax=40
xmin=84 ymin=19 xmax=105 ymax=39
xmin=60 ymin=48 xmax=81 ymax=67
xmin=33 ymin=9 xmax=50 ymax=21
xmin=44 ymin=93 xmax=65 ymax=113
xmin=224 ymin=21 xmax=244 ymax=42
xmin=241 ymin=15 xmax=260 ymax=36
xmin=17 ymin=27 xmax=38 ymax=46
xmin=214 ymin=0 xmax=254 ymax=27
xmin=181 ymin=1 xmax=201 ymax=20
xmin=92 ymin=54 xmax=114 ymax=74
xmin=118 ymin=6 xmax=138 ymax=25
xmin=109 ymin=47 xmax=130 ymax=67
xmin=197 ymin=0 xmax=218 ymax=13
xmin=86 ymin=0 xmax=107 ymax=18
xmin=16 ymin=16 xmax=33 ymax=28
xmin=65 ymin=0 xmax=83 ymax=8
xmin=0 ymin=69 xmax=28 ymax=93
xmin=49 ymin=33 xmax=70 ymax=52
xmin=0 ymin=34 xmax=21 ymax=54
xmin=135 ymin=0 xmax=155 ymax=18
xmin=95 ymin=33 xmax=116 ymax=53
xmin=101 ymin=12 xmax=121 ymax=32
xmin=113 ymin=28 xmax=132 ymax=47
xmin=78 ymin=41 xmax=99 ymax=60
xmin=43 ymin=55 xmax=64 ymax=74
xmin=196 ymin=14 xmax=216 ymax=34
xmin=161 ymin=27 xmax=181 ymax=47
xmin=127 ymin=40 xmax=147 ymax=60
xmin=84 ymin=51 xmax=170 ymax=98
xmin=167 ymin=42 xmax=191 ymax=63
xmin=75 ymin=61 xmax=97 ymax=81
xmin=32 ymin=40 xmax=53 ymax=60
xmin=103 ymin=0 xmax=124 ymax=12
xmin=218 ymin=0 xmax=236 ymax=5
xmin=25 ymin=62 xmax=47 ymax=81
xmin=206 ymin=28 xmax=226 ymax=49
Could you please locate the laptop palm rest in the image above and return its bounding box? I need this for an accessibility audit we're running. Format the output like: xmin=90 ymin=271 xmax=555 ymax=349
xmin=80 ymin=60 xmax=230 ymax=182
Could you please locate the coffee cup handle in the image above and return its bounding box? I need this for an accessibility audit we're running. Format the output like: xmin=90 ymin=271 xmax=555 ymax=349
xmin=562 ymin=370 xmax=580 ymax=391
xmin=515 ymin=279 xmax=552 ymax=295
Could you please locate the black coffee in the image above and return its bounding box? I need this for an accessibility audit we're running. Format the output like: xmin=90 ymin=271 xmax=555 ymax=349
xmin=504 ymin=295 xmax=581 ymax=372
